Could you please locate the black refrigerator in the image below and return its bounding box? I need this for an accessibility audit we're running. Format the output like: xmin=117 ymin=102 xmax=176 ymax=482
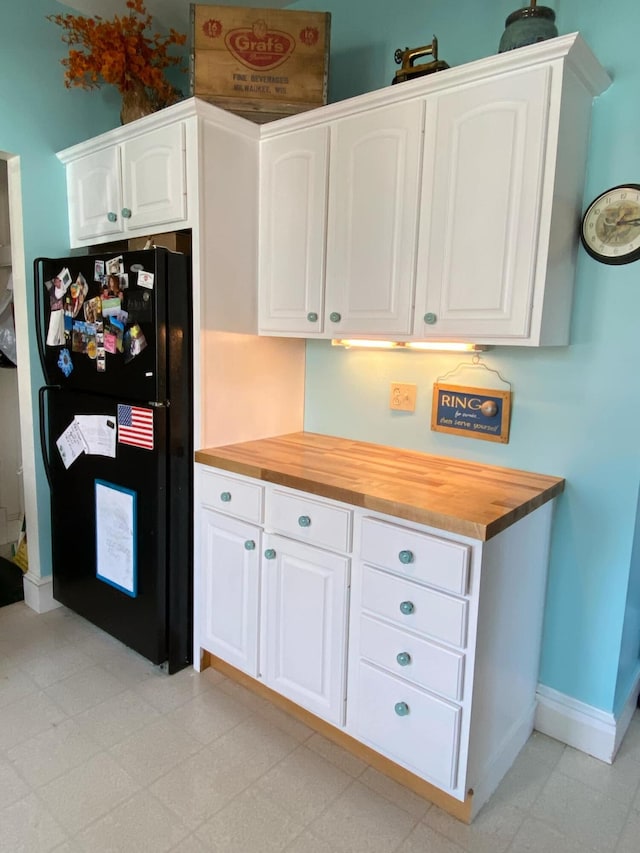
xmin=34 ymin=247 xmax=193 ymax=673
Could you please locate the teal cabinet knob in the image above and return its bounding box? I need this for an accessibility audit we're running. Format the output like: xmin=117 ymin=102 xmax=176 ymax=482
xmin=394 ymin=701 xmax=410 ymax=717
xmin=307 ymin=312 xmax=318 ymax=323
xmin=107 ymin=211 xmax=117 ymax=222
xmin=396 ymin=652 xmax=411 ymax=667
xmin=398 ymin=550 xmax=414 ymax=565
xmin=399 ymin=600 xmax=415 ymax=615
xmin=298 ymin=515 xmax=311 ymax=528
xmin=264 ymin=548 xmax=276 ymax=560
xmin=121 ymin=207 xmax=132 ymax=219
xmin=220 ymin=491 xmax=232 ymax=502
xmin=424 ymin=312 xmax=437 ymax=325
xmin=244 ymin=540 xmax=256 ymax=551
xmin=329 ymin=311 xmax=341 ymax=323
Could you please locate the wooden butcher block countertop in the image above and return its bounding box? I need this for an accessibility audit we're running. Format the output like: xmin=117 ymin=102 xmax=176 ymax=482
xmin=195 ymin=432 xmax=564 ymax=541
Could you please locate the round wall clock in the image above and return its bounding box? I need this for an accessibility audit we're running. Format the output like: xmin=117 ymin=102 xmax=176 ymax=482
xmin=581 ymin=184 xmax=640 ymax=264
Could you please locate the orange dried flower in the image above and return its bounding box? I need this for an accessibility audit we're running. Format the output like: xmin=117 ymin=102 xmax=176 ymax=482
xmin=47 ymin=0 xmax=187 ymax=108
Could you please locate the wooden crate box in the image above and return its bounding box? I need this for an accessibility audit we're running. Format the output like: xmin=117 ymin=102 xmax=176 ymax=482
xmin=190 ymin=4 xmax=330 ymax=122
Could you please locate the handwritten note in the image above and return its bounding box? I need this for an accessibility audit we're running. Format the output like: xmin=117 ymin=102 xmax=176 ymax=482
xmin=95 ymin=480 xmax=137 ymax=597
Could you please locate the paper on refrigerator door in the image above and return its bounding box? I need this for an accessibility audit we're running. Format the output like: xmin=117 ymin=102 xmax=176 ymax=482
xmin=56 ymin=419 xmax=88 ymax=469
xmin=95 ymin=479 xmax=137 ymax=597
xmin=74 ymin=415 xmax=117 ymax=458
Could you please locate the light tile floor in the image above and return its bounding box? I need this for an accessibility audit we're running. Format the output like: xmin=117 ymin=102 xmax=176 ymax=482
xmin=1 ymin=601 xmax=639 ymax=853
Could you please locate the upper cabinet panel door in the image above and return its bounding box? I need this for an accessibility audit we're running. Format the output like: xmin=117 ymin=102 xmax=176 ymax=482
xmin=67 ymin=147 xmax=123 ymax=242
xmin=416 ymin=66 xmax=551 ymax=341
xmin=325 ymin=101 xmax=424 ymax=337
xmin=259 ymin=125 xmax=329 ymax=335
xmin=122 ymin=122 xmax=187 ymax=232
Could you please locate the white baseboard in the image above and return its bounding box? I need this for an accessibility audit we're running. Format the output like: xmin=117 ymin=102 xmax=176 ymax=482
xmin=22 ymin=572 xmax=60 ymax=614
xmin=535 ymin=676 xmax=640 ymax=763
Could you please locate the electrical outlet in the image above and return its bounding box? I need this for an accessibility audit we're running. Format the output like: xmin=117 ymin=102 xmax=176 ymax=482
xmin=389 ymin=383 xmax=417 ymax=412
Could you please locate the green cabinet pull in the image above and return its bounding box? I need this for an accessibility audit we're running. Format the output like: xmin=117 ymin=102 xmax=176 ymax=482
xmin=244 ymin=540 xmax=256 ymax=551
xmin=424 ymin=312 xmax=437 ymax=325
xmin=298 ymin=515 xmax=311 ymax=528
xmin=398 ymin=550 xmax=414 ymax=564
xmin=220 ymin=491 xmax=232 ymax=502
xmin=399 ymin=600 xmax=414 ymax=615
xmin=307 ymin=312 xmax=318 ymax=322
xmin=394 ymin=701 xmax=410 ymax=716
xmin=107 ymin=211 xmax=117 ymax=222
xmin=121 ymin=207 xmax=132 ymax=219
xmin=396 ymin=652 xmax=411 ymax=666
xmin=264 ymin=548 xmax=276 ymax=560
xmin=329 ymin=311 xmax=341 ymax=323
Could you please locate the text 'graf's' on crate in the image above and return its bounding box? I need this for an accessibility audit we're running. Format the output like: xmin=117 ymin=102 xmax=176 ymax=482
xmin=190 ymin=4 xmax=331 ymax=123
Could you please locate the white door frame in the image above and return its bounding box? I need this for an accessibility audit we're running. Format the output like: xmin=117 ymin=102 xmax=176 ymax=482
xmin=3 ymin=152 xmax=57 ymax=611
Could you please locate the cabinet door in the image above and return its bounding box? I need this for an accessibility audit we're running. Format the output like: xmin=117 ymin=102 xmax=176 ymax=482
xmin=67 ymin=147 xmax=123 ymax=243
xmin=415 ymin=66 xmax=551 ymax=340
xmin=262 ymin=533 xmax=349 ymax=725
xmin=121 ymin=122 xmax=187 ymax=232
xmin=259 ymin=126 xmax=329 ymax=335
xmin=199 ymin=508 xmax=261 ymax=677
xmin=325 ymin=100 xmax=423 ymax=336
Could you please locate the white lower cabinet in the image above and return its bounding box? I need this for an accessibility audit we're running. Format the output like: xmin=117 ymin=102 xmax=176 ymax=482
xmin=261 ymin=534 xmax=350 ymax=725
xmin=196 ymin=467 xmax=352 ymax=726
xmin=195 ymin=464 xmax=555 ymax=818
xmin=199 ymin=508 xmax=261 ymax=677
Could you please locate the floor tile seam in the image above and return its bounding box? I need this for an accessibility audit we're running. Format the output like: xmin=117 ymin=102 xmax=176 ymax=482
xmin=355 ymin=768 xmax=433 ymax=820
xmin=521 ymin=803 xmax=626 ymax=853
xmin=300 ymin=738 xmax=368 ymax=780
xmin=429 ymin=803 xmax=529 ymax=852
xmin=67 ymin=784 xmax=193 ymax=847
xmin=3 ymin=785 xmax=73 ymax=845
xmin=5 ymin=736 xmax=111 ymax=792
xmin=550 ymin=764 xmax=640 ymax=813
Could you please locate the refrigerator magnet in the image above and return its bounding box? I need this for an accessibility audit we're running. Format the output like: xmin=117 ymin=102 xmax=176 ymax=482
xmin=56 ymin=347 xmax=73 ymax=377
xmin=137 ymin=270 xmax=154 ymax=289
xmin=106 ymin=256 xmax=124 ymax=276
xmin=46 ymin=310 xmax=66 ymax=347
xmin=94 ymin=259 xmax=105 ymax=281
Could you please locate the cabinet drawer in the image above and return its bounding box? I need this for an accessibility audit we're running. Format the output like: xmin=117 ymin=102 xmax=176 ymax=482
xmin=351 ymin=661 xmax=461 ymax=791
xmin=268 ymin=487 xmax=352 ymax=552
xmin=359 ymin=615 xmax=464 ymax=701
xmin=200 ymin=468 xmax=263 ymax=523
xmin=361 ymin=565 xmax=467 ymax=649
xmin=361 ymin=517 xmax=470 ymax=595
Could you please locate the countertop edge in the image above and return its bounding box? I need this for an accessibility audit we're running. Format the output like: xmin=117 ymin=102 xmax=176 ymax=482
xmin=194 ymin=443 xmax=565 ymax=542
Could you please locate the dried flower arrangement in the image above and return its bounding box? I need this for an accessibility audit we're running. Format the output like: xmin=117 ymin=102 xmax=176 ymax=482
xmin=48 ymin=0 xmax=187 ymax=118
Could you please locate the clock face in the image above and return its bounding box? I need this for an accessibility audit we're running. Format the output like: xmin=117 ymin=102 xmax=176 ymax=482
xmin=581 ymin=184 xmax=640 ymax=264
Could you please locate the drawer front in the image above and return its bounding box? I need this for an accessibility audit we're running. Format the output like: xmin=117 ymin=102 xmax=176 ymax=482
xmin=351 ymin=661 xmax=461 ymax=791
xmin=361 ymin=565 xmax=468 ymax=649
xmin=268 ymin=487 xmax=352 ymax=553
xmin=361 ymin=517 xmax=470 ymax=595
xmin=359 ymin=615 xmax=464 ymax=701
xmin=200 ymin=468 xmax=264 ymax=523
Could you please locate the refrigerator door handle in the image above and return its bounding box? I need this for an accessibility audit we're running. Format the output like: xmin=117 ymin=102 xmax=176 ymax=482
xmin=33 ymin=258 xmax=48 ymax=377
xmin=38 ymin=385 xmax=60 ymax=490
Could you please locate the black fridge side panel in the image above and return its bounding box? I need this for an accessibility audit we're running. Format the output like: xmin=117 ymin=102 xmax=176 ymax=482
xmin=165 ymin=251 xmax=194 ymax=673
xmin=47 ymin=388 xmax=169 ymax=666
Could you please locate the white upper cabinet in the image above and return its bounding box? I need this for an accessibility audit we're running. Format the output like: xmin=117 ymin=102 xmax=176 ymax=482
xmin=324 ymin=100 xmax=423 ymax=337
xmin=121 ymin=122 xmax=187 ymax=233
xmin=259 ymin=125 xmax=329 ymax=335
xmin=415 ymin=67 xmax=551 ymax=342
xmin=66 ymin=146 xmax=123 ymax=243
xmin=60 ymin=119 xmax=189 ymax=247
xmin=258 ymin=34 xmax=610 ymax=346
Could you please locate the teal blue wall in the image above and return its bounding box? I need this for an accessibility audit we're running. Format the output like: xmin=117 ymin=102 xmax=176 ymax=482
xmin=292 ymin=0 xmax=640 ymax=715
xmin=0 ymin=1 xmax=120 ymax=577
